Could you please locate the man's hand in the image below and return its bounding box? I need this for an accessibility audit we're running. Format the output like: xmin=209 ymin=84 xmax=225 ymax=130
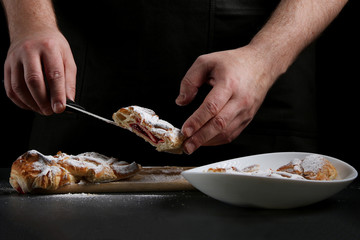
xmin=2 ymin=0 xmax=77 ymax=115
xmin=176 ymin=0 xmax=347 ymax=154
xmin=4 ymin=30 xmax=76 ymax=115
xmin=176 ymin=47 xmax=274 ymax=154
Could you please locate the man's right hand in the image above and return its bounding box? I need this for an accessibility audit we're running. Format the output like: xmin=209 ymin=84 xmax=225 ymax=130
xmin=2 ymin=0 xmax=77 ymax=115
xmin=4 ymin=29 xmax=77 ymax=115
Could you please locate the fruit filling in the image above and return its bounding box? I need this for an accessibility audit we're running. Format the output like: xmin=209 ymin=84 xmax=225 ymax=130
xmin=130 ymin=123 xmax=164 ymax=144
xmin=16 ymin=185 xmax=24 ymax=194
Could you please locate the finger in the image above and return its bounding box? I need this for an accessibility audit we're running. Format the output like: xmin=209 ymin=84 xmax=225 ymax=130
xmin=183 ymin=98 xmax=237 ymax=154
xmin=63 ymin=49 xmax=77 ymax=101
xmin=22 ymin=52 xmax=53 ymax=115
xmin=4 ymin=60 xmax=30 ymax=110
xmin=176 ymin=55 xmax=209 ymax=106
xmin=10 ymin=61 xmax=42 ymax=113
xmin=181 ymin=83 xmax=232 ymax=138
xmin=203 ymin=100 xmax=254 ymax=146
xmin=42 ymin=48 xmax=66 ymax=113
xmin=203 ymin=115 xmax=250 ymax=146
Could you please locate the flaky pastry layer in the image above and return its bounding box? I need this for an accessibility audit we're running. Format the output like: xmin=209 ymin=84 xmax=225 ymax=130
xmin=112 ymin=106 xmax=186 ymax=154
xmin=10 ymin=150 xmax=141 ymax=193
xmin=277 ymin=154 xmax=337 ymax=180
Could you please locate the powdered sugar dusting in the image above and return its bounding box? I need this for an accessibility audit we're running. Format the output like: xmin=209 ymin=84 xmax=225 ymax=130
xmin=291 ymin=158 xmax=303 ymax=173
xmin=26 ymin=150 xmax=132 ymax=177
xmin=29 ymin=151 xmax=64 ymax=177
xmin=130 ymin=106 xmax=178 ymax=138
xmin=113 ymin=106 xmax=185 ymax=153
xmin=302 ymin=154 xmax=325 ymax=173
xmin=132 ymin=106 xmax=174 ymax=130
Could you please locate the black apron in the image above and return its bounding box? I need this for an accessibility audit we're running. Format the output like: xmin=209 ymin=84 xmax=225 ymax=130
xmin=29 ymin=0 xmax=318 ymax=166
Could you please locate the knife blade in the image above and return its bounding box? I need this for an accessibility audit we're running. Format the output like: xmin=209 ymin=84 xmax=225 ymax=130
xmin=66 ymin=99 xmax=118 ymax=126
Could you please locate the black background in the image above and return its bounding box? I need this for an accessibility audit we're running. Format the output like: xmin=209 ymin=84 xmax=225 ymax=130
xmin=0 ymin=1 xmax=359 ymax=170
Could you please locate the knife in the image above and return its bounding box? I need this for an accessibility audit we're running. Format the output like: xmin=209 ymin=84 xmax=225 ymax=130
xmin=65 ymin=99 xmax=118 ymax=126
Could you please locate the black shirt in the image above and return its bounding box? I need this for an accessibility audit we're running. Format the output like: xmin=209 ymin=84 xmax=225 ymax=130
xmin=29 ymin=0 xmax=318 ymax=166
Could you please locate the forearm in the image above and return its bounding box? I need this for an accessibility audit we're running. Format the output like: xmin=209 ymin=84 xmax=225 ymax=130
xmin=249 ymin=0 xmax=347 ymax=79
xmin=1 ymin=0 xmax=58 ymax=42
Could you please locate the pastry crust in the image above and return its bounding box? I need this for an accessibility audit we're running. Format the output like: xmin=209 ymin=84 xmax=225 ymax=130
xmin=9 ymin=150 xmax=141 ymax=193
xmin=277 ymin=155 xmax=338 ymax=180
xmin=112 ymin=106 xmax=186 ymax=154
xmin=276 ymin=158 xmax=304 ymax=176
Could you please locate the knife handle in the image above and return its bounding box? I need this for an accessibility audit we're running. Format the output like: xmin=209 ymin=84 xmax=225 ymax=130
xmin=65 ymin=99 xmax=86 ymax=112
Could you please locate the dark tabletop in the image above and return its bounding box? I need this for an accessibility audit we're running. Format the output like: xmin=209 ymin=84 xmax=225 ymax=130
xmin=0 ymin=168 xmax=359 ymax=240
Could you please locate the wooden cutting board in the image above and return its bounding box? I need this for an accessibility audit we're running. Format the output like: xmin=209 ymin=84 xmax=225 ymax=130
xmin=34 ymin=166 xmax=196 ymax=194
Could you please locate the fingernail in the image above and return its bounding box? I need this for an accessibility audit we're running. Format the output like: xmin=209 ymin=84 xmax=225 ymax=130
xmin=175 ymin=93 xmax=185 ymax=105
xmin=42 ymin=108 xmax=53 ymax=116
xmin=184 ymin=142 xmax=195 ymax=155
xmin=53 ymin=102 xmax=64 ymax=113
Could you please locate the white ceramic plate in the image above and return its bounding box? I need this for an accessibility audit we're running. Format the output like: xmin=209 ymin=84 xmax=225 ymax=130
xmin=182 ymin=152 xmax=358 ymax=209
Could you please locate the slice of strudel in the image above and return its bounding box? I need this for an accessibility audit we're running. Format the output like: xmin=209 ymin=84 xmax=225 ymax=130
xmin=112 ymin=106 xmax=186 ymax=154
